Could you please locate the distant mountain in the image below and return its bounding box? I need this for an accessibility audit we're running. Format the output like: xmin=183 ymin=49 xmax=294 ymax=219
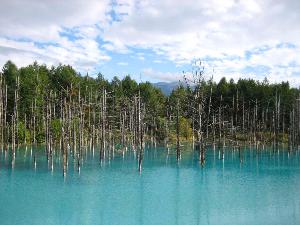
xmin=152 ymin=81 xmax=180 ymax=95
xmin=153 ymin=81 xmax=193 ymax=95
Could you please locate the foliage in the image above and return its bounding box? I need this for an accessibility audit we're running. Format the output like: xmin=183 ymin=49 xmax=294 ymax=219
xmin=51 ymin=119 xmax=62 ymax=142
xmin=1 ymin=60 xmax=299 ymax=145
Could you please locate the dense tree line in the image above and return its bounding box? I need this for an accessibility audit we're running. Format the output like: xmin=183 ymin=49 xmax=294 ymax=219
xmin=1 ymin=60 xmax=300 ymax=170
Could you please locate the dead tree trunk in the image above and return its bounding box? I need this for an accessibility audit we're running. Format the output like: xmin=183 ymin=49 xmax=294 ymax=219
xmin=138 ymin=91 xmax=144 ymax=172
xmin=176 ymin=99 xmax=180 ymax=161
xmin=100 ymin=88 xmax=106 ymax=161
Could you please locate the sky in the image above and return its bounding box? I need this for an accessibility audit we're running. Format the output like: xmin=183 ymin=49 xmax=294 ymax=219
xmin=0 ymin=0 xmax=300 ymax=84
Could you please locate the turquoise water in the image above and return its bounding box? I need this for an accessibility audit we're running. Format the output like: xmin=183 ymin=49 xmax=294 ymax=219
xmin=1 ymin=146 xmax=300 ymax=225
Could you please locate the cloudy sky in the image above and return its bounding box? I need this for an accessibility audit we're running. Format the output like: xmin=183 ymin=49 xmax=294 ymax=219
xmin=0 ymin=0 xmax=300 ymax=84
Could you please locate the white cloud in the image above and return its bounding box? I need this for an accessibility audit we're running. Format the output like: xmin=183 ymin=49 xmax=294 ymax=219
xmin=249 ymin=46 xmax=300 ymax=68
xmin=0 ymin=0 xmax=111 ymax=71
xmin=117 ymin=62 xmax=128 ymax=66
xmin=0 ymin=0 xmax=110 ymax=41
xmin=1 ymin=0 xmax=300 ymax=84
xmin=142 ymin=68 xmax=182 ymax=82
xmin=137 ymin=56 xmax=145 ymax=60
xmin=0 ymin=36 xmax=110 ymax=72
xmin=103 ymin=0 xmax=300 ymax=83
xmin=134 ymin=52 xmax=145 ymax=61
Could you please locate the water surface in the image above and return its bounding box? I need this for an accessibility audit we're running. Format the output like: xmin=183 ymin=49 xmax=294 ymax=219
xmin=1 ymin=146 xmax=300 ymax=225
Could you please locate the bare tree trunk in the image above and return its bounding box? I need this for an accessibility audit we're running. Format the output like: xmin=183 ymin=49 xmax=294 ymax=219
xmin=206 ymin=83 xmax=212 ymax=139
xmin=176 ymin=99 xmax=180 ymax=161
xmin=100 ymin=88 xmax=106 ymax=161
xmin=138 ymin=91 xmax=144 ymax=172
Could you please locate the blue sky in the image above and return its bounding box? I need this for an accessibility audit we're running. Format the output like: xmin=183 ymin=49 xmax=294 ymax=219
xmin=0 ymin=0 xmax=300 ymax=85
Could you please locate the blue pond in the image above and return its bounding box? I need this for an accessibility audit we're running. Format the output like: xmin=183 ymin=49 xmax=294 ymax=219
xmin=0 ymin=146 xmax=300 ymax=225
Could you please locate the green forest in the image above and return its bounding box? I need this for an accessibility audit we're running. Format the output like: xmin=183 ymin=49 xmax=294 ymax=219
xmin=1 ymin=60 xmax=300 ymax=168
